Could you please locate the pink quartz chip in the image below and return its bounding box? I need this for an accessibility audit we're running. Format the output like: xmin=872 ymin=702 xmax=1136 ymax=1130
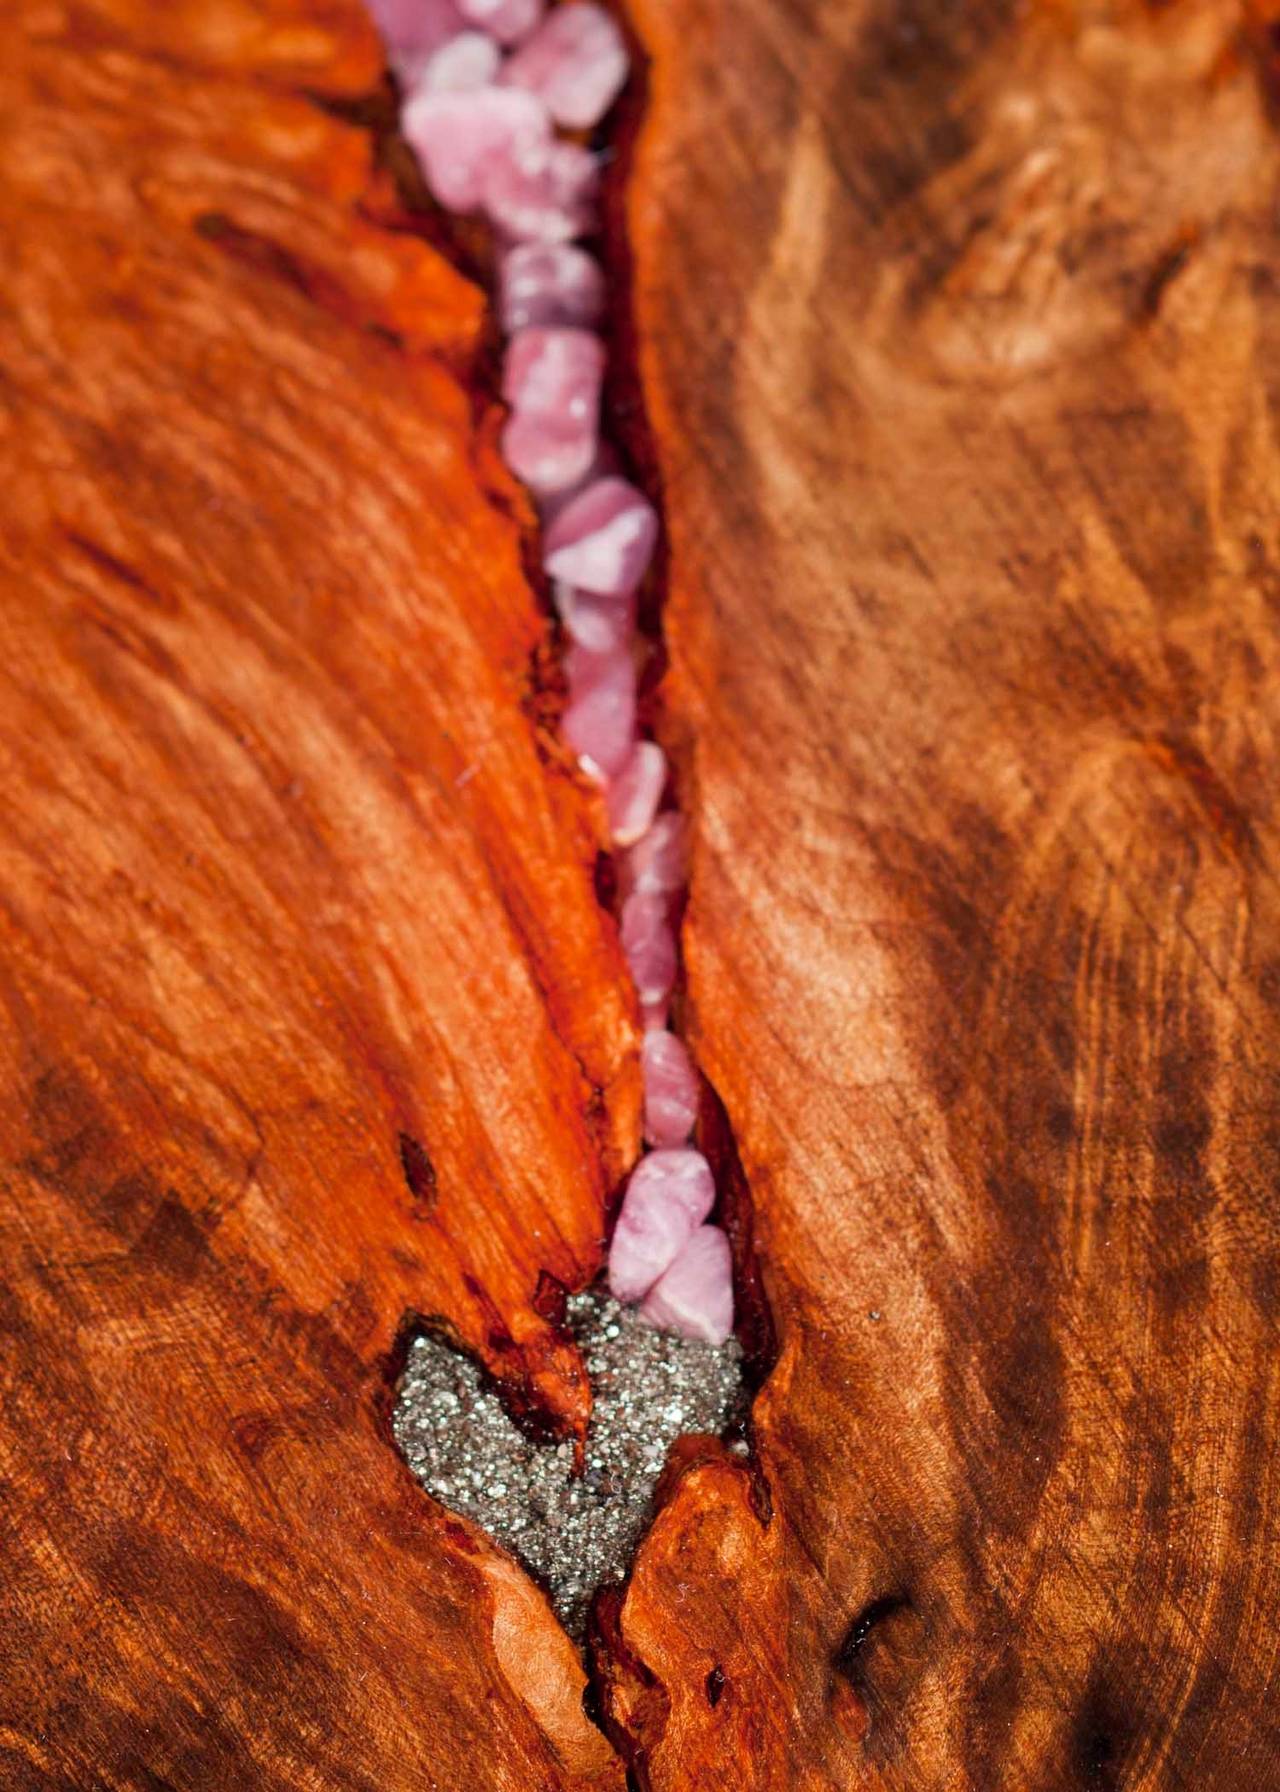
xmin=369 ymin=0 xmax=463 ymax=67
xmin=499 ymin=244 xmax=606 ymax=335
xmin=640 ymin=1224 xmax=734 ymax=1345
xmin=483 ymin=137 xmax=599 ymax=243
xmin=641 ymin=1028 xmax=698 ymax=1146
xmin=501 ymin=1 xmax=629 ymax=129
xmin=412 ymin=28 xmax=501 ymax=92
xmin=553 ymin=583 xmax=635 ymax=655
xmin=500 ymin=326 xmax=605 ymax=494
xmin=457 ymin=0 xmax=542 ymax=43
xmin=619 ymin=888 xmax=677 ymax=1005
xmin=401 ymin=84 xmax=549 ymax=213
xmin=542 ymin=476 xmax=659 ymax=597
xmin=607 ymin=1147 xmax=716 ymax=1303
xmin=562 ymin=642 xmax=635 ymax=777
xmin=620 ymin=811 xmax=687 ymax=899
xmin=607 ymin=740 xmax=666 ymax=847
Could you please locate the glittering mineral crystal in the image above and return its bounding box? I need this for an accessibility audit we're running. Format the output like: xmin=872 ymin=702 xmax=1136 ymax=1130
xmin=392 ymin=1290 xmax=744 ymax=1637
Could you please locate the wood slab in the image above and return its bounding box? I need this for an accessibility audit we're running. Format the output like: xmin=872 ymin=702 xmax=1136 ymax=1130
xmin=0 ymin=4 xmax=631 ymax=1786
xmin=2 ymin=0 xmax=1279 ymax=1787
xmin=601 ymin=0 xmax=1280 ymax=1784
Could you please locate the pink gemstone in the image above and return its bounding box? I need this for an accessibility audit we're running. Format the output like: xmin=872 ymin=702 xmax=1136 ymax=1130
xmin=542 ymin=476 xmax=658 ymax=597
xmin=563 ymin=643 xmax=635 ymax=777
xmin=411 ymin=29 xmax=501 ymax=92
xmin=500 ymin=327 xmax=604 ymax=494
xmin=502 ymin=1 xmax=629 ymax=129
xmin=457 ymin=0 xmax=542 ymax=43
xmin=499 ymin=244 xmax=606 ymax=335
xmin=607 ymin=1148 xmax=716 ymax=1303
xmin=640 ymin=1225 xmax=734 ymax=1345
xmin=401 ymin=84 xmax=549 ymax=213
xmin=641 ymin=1029 xmax=699 ymax=1146
xmin=368 ymin=0 xmax=463 ymax=66
xmin=620 ymin=812 xmax=687 ymax=900
xmin=484 ymin=137 xmax=599 ymax=243
xmin=607 ymin=741 xmax=666 ymax=847
xmin=640 ymin=997 xmax=670 ymax=1031
xmin=619 ymin=888 xmax=677 ymax=1005
xmin=553 ymin=583 xmax=636 ymax=655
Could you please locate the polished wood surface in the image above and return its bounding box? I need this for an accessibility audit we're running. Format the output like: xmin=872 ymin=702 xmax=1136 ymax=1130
xmin=2 ymin=0 xmax=1278 ymax=1787
xmin=602 ymin=0 xmax=1280 ymax=1783
xmin=0 ymin=4 xmax=630 ymax=1786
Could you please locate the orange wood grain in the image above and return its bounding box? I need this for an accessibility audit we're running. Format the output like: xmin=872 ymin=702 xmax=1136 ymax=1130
xmin=599 ymin=0 xmax=1280 ymax=1783
xmin=0 ymin=3 xmax=632 ymax=1785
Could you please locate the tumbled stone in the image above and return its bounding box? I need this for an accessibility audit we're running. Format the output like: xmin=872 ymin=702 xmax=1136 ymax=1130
xmin=607 ymin=1148 xmax=716 ymax=1303
xmin=542 ymin=475 xmax=658 ymax=597
xmin=499 ymin=243 xmax=606 ymax=335
xmin=562 ymin=642 xmax=635 ymax=777
xmin=640 ymin=1225 xmax=734 ymax=1345
xmin=401 ymin=83 xmax=549 ymax=213
xmin=484 ymin=137 xmax=599 ymax=243
xmin=607 ymin=740 xmax=666 ymax=847
xmin=369 ymin=0 xmax=463 ymax=70
xmin=619 ymin=888 xmax=677 ymax=1005
xmin=458 ymin=0 xmax=542 ymax=44
xmin=412 ymin=28 xmax=501 ymax=92
xmin=502 ymin=1 xmax=629 ymax=129
xmin=500 ymin=326 xmax=605 ymax=493
xmin=553 ymin=583 xmax=636 ymax=655
xmin=641 ymin=1028 xmax=699 ymax=1147
xmin=620 ymin=811 xmax=687 ymax=900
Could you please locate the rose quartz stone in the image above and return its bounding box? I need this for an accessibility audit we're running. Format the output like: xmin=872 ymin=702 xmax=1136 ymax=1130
xmin=563 ymin=643 xmax=635 ymax=777
xmin=640 ymin=1224 xmax=734 ymax=1345
xmin=607 ymin=1147 xmax=716 ymax=1303
xmin=502 ymin=1 xmax=629 ymax=129
xmin=640 ymin=997 xmax=670 ymax=1031
xmin=642 ymin=1029 xmax=698 ymax=1146
xmin=499 ymin=244 xmax=606 ymax=335
xmin=500 ymin=327 xmax=605 ymax=494
xmin=554 ymin=583 xmax=636 ymax=655
xmin=458 ymin=0 xmax=542 ymax=44
xmin=484 ymin=137 xmax=599 ymax=243
xmin=369 ymin=0 xmax=462 ymax=66
xmin=412 ymin=29 xmax=501 ymax=92
xmin=542 ymin=476 xmax=658 ymax=597
xmin=401 ymin=84 xmax=549 ymax=213
xmin=607 ymin=740 xmax=665 ymax=847
xmin=620 ymin=888 xmax=677 ymax=1005
xmin=620 ymin=811 xmax=687 ymax=899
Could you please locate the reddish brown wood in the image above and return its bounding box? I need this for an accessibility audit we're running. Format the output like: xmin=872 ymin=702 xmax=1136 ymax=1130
xmin=5 ymin=0 xmax=1280 ymax=1786
xmin=598 ymin=0 xmax=1280 ymax=1784
xmin=0 ymin=4 xmax=633 ymax=1786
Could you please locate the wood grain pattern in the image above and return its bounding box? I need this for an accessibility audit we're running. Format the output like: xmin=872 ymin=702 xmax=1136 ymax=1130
xmin=4 ymin=0 xmax=1280 ymax=1785
xmin=0 ymin=4 xmax=633 ymax=1786
xmin=599 ymin=0 xmax=1280 ymax=1783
